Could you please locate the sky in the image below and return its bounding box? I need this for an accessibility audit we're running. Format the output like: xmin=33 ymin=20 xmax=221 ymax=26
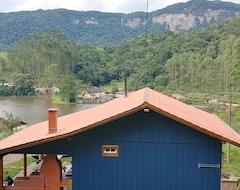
xmin=0 ymin=0 xmax=240 ymax=14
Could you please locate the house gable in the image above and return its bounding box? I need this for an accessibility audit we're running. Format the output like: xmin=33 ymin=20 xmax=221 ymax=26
xmin=72 ymin=110 xmax=221 ymax=190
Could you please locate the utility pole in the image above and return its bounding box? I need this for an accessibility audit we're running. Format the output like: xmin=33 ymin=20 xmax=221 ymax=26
xmin=227 ymin=93 xmax=232 ymax=163
xmin=145 ymin=0 xmax=149 ymax=37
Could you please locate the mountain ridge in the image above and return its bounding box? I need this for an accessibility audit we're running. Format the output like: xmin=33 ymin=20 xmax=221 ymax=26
xmin=0 ymin=0 xmax=240 ymax=50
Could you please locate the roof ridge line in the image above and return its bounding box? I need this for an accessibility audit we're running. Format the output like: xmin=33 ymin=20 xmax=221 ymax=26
xmin=143 ymin=87 xmax=150 ymax=103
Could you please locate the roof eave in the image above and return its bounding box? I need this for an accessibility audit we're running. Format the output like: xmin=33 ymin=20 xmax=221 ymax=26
xmin=147 ymin=103 xmax=240 ymax=147
xmin=0 ymin=103 xmax=148 ymax=155
xmin=1 ymin=100 xmax=240 ymax=155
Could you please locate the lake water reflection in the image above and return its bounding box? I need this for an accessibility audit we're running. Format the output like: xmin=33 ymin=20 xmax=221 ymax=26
xmin=0 ymin=96 xmax=99 ymax=125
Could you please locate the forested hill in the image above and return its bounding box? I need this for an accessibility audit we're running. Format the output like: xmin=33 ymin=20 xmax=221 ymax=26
xmin=2 ymin=13 xmax=240 ymax=93
xmin=1 ymin=0 xmax=240 ymax=51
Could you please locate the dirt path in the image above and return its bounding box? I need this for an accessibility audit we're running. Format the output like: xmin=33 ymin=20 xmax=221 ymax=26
xmin=3 ymin=154 xmax=25 ymax=165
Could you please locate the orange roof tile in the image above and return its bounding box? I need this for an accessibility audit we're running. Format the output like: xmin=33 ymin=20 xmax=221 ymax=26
xmin=0 ymin=87 xmax=240 ymax=154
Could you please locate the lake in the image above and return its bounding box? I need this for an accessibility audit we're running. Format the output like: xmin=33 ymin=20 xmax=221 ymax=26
xmin=0 ymin=96 xmax=99 ymax=125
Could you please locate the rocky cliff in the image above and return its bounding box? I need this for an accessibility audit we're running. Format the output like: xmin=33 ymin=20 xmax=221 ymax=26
xmin=0 ymin=0 xmax=240 ymax=50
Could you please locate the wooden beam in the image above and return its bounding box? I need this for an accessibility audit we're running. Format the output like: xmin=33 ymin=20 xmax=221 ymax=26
xmin=24 ymin=154 xmax=27 ymax=177
xmin=0 ymin=157 xmax=3 ymax=190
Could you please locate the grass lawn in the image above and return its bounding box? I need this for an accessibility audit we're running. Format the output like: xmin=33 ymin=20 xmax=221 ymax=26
xmin=3 ymin=156 xmax=36 ymax=180
xmin=52 ymin=94 xmax=70 ymax=104
xmin=222 ymin=144 xmax=240 ymax=178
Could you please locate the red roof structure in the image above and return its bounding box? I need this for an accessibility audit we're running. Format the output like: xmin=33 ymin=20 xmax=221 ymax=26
xmin=1 ymin=87 xmax=240 ymax=154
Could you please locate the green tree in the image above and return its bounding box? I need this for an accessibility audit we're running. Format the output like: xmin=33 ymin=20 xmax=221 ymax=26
xmin=231 ymin=37 xmax=240 ymax=91
xmin=39 ymin=64 xmax=60 ymax=88
xmin=59 ymin=75 xmax=78 ymax=102
xmin=217 ymin=35 xmax=237 ymax=92
xmin=2 ymin=111 xmax=21 ymax=134
xmin=11 ymin=73 xmax=35 ymax=96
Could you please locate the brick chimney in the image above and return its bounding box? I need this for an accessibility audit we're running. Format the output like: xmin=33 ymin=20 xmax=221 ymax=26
xmin=48 ymin=108 xmax=58 ymax=133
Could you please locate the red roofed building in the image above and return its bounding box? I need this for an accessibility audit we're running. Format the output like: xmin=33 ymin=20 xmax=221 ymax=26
xmin=0 ymin=87 xmax=240 ymax=190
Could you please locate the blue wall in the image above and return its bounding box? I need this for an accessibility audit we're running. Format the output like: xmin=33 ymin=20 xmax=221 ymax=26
xmin=72 ymin=110 xmax=222 ymax=190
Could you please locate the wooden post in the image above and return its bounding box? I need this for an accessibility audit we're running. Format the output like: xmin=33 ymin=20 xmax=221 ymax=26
xmin=24 ymin=154 xmax=27 ymax=177
xmin=0 ymin=157 xmax=3 ymax=190
xmin=40 ymin=154 xmax=44 ymax=160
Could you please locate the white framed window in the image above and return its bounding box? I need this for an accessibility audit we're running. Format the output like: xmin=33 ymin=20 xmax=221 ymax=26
xmin=102 ymin=145 xmax=119 ymax=157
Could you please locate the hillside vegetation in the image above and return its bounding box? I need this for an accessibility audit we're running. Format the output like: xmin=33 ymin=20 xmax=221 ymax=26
xmin=2 ymin=11 xmax=240 ymax=129
xmin=2 ymin=14 xmax=240 ymax=93
xmin=0 ymin=0 xmax=240 ymax=50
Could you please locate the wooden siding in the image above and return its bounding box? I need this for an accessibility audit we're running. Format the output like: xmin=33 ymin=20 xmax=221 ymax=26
xmin=72 ymin=110 xmax=222 ymax=190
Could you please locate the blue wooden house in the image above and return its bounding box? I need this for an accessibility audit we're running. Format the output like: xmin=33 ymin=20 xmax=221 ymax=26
xmin=1 ymin=87 xmax=240 ymax=190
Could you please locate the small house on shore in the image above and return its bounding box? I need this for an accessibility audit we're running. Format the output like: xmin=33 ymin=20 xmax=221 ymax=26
xmin=1 ymin=87 xmax=240 ymax=190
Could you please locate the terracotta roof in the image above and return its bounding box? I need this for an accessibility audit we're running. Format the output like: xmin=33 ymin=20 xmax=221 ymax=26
xmin=1 ymin=87 xmax=240 ymax=154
